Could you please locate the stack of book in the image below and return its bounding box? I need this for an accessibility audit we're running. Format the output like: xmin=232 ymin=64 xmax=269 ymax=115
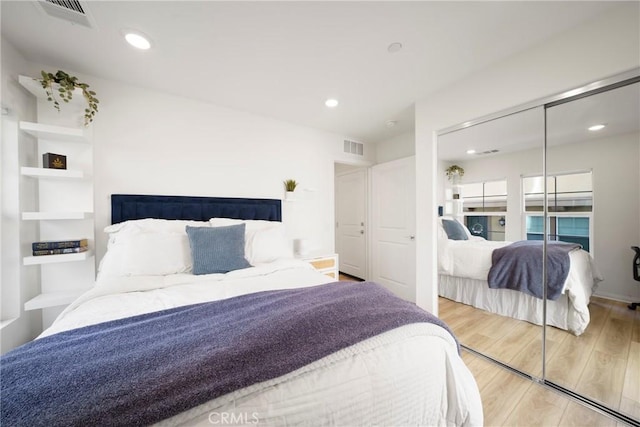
xmin=32 ymin=239 xmax=89 ymax=256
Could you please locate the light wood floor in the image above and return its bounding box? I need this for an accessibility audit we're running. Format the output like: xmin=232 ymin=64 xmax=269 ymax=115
xmin=441 ymin=296 xmax=640 ymax=425
xmin=338 ymin=272 xmax=364 ymax=281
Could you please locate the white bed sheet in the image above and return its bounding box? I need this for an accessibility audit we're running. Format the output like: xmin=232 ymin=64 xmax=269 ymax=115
xmin=43 ymin=259 xmax=483 ymax=426
xmin=438 ymin=239 xmax=602 ymax=335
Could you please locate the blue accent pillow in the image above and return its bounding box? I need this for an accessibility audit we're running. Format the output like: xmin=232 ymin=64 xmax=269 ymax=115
xmin=442 ymin=219 xmax=469 ymax=241
xmin=186 ymin=224 xmax=251 ymax=275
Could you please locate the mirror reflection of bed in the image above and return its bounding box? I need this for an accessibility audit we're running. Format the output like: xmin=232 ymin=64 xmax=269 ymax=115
xmin=436 ymin=78 xmax=640 ymax=419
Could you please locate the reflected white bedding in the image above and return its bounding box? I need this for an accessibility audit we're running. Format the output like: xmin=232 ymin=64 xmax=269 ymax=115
xmin=438 ymin=238 xmax=602 ymax=335
xmin=43 ymin=259 xmax=483 ymax=426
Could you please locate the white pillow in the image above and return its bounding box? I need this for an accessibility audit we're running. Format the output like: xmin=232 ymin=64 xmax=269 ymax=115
xmin=209 ymin=218 xmax=275 ymax=232
xmin=209 ymin=218 xmax=293 ymax=264
xmin=246 ymin=224 xmax=293 ymax=264
xmin=98 ymin=232 xmax=192 ymax=278
xmin=208 ymin=218 xmax=243 ymax=228
xmin=104 ymin=218 xmax=210 ymax=235
xmin=98 ymin=219 xmax=210 ymax=278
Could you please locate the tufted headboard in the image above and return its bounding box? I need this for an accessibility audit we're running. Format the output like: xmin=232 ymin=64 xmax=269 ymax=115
xmin=111 ymin=194 xmax=282 ymax=224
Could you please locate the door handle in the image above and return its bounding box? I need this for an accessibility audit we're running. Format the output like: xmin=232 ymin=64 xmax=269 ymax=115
xmin=407 ymin=235 xmax=415 ymax=240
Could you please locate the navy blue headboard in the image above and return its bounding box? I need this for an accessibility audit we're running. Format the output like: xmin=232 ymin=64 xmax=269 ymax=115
xmin=111 ymin=194 xmax=282 ymax=224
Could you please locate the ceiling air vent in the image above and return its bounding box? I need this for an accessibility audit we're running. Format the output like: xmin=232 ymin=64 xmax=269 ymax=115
xmin=343 ymin=140 xmax=364 ymax=156
xmin=37 ymin=0 xmax=95 ymax=28
xmin=475 ymin=149 xmax=500 ymax=156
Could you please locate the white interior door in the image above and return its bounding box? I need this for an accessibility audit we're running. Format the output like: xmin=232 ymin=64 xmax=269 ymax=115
xmin=335 ymin=169 xmax=367 ymax=279
xmin=371 ymin=157 xmax=416 ymax=301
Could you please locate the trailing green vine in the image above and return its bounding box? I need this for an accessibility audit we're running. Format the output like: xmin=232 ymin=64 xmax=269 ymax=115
xmin=38 ymin=70 xmax=99 ymax=126
xmin=445 ymin=165 xmax=465 ymax=180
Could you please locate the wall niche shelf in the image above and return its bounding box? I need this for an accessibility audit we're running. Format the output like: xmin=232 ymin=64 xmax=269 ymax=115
xmin=18 ymin=74 xmax=95 ymax=320
xmin=23 ymin=250 xmax=93 ymax=266
xmin=19 ymin=121 xmax=88 ymax=143
xmin=20 ymin=167 xmax=84 ymax=180
xmin=18 ymin=75 xmax=86 ymax=107
xmin=24 ymin=290 xmax=86 ymax=311
xmin=22 ymin=212 xmax=94 ymax=221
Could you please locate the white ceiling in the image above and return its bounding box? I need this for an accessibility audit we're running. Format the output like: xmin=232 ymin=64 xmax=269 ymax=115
xmin=0 ymin=1 xmax=623 ymax=143
xmin=438 ymin=81 xmax=640 ymax=161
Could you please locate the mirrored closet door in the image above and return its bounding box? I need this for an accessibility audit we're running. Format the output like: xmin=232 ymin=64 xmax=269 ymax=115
xmin=437 ymin=106 xmax=546 ymax=376
xmin=436 ymin=70 xmax=640 ymax=425
xmin=543 ymin=79 xmax=640 ymax=423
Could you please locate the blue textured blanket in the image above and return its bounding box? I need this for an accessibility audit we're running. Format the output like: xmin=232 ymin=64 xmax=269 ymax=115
xmin=1 ymin=281 xmax=456 ymax=426
xmin=487 ymin=240 xmax=581 ymax=300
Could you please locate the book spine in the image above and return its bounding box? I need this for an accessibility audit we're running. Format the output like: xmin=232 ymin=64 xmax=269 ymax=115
xmin=32 ymin=247 xmax=88 ymax=256
xmin=32 ymin=239 xmax=88 ymax=250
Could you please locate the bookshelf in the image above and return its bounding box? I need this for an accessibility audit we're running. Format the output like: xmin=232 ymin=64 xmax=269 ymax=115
xmin=18 ymin=75 xmax=95 ymax=323
xmin=23 ymin=250 xmax=94 ymax=266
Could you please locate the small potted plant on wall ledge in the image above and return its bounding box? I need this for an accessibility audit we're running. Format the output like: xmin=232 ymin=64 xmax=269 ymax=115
xmin=445 ymin=164 xmax=464 ymax=200
xmin=38 ymin=70 xmax=99 ymax=126
xmin=284 ymin=179 xmax=298 ymax=201
xmin=445 ymin=165 xmax=465 ymax=183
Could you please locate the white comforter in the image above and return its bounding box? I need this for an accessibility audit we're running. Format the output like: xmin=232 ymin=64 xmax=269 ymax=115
xmin=438 ymin=238 xmax=602 ymax=335
xmin=43 ymin=259 xmax=483 ymax=426
xmin=438 ymin=237 xmax=601 ymax=300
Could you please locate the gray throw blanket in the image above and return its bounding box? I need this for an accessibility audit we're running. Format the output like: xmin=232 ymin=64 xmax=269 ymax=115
xmin=1 ymin=281 xmax=456 ymax=427
xmin=487 ymin=240 xmax=581 ymax=300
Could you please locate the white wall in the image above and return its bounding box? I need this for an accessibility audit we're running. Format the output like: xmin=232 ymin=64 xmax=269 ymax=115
xmin=89 ymin=77 xmax=372 ymax=263
xmin=549 ymin=133 xmax=639 ymax=302
xmin=443 ymin=132 xmax=640 ymax=302
xmin=0 ymin=38 xmax=41 ymax=353
xmin=1 ymin=56 xmax=373 ymax=352
xmin=375 ymin=130 xmax=415 ymax=164
xmin=415 ymin=3 xmax=640 ymax=314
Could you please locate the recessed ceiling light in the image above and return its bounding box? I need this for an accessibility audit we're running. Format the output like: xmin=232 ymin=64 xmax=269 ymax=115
xmin=588 ymin=124 xmax=606 ymax=131
xmin=466 ymin=149 xmax=476 ymax=154
xmin=387 ymin=42 xmax=403 ymax=53
xmin=124 ymin=31 xmax=151 ymax=50
xmin=325 ymin=99 xmax=339 ymax=108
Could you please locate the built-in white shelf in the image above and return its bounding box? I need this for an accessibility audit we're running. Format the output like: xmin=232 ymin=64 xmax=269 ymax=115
xmin=18 ymin=75 xmax=86 ymax=105
xmin=22 ymin=212 xmax=93 ymax=221
xmin=0 ymin=318 xmax=18 ymax=330
xmin=23 ymin=250 xmax=93 ymax=266
xmin=21 ymin=166 xmax=84 ymax=179
xmin=18 ymin=74 xmax=96 ymax=328
xmin=24 ymin=290 xmax=85 ymax=311
xmin=19 ymin=121 xmax=88 ymax=143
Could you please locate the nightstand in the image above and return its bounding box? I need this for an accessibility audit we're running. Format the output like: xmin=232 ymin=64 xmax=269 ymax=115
xmin=298 ymin=253 xmax=339 ymax=279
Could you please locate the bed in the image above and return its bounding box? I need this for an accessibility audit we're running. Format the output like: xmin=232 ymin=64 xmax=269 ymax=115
xmin=1 ymin=195 xmax=483 ymax=426
xmin=438 ymin=218 xmax=602 ymax=336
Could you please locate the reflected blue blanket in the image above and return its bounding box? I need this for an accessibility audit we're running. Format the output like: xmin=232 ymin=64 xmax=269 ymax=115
xmin=1 ymin=281 xmax=456 ymax=426
xmin=488 ymin=240 xmax=580 ymax=300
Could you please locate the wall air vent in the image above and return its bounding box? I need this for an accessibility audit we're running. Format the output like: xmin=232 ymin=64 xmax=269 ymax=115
xmin=37 ymin=0 xmax=95 ymax=28
xmin=343 ymin=139 xmax=364 ymax=156
xmin=475 ymin=149 xmax=500 ymax=156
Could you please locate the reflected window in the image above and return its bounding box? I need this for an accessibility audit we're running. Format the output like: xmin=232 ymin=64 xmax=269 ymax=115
xmin=460 ymin=179 xmax=507 ymax=241
xmin=523 ymin=171 xmax=592 ymax=251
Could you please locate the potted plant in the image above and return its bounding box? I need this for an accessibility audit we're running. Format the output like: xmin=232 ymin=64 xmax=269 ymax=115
xmin=38 ymin=70 xmax=99 ymax=126
xmin=445 ymin=165 xmax=465 ymax=183
xmin=284 ymin=179 xmax=298 ymax=200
